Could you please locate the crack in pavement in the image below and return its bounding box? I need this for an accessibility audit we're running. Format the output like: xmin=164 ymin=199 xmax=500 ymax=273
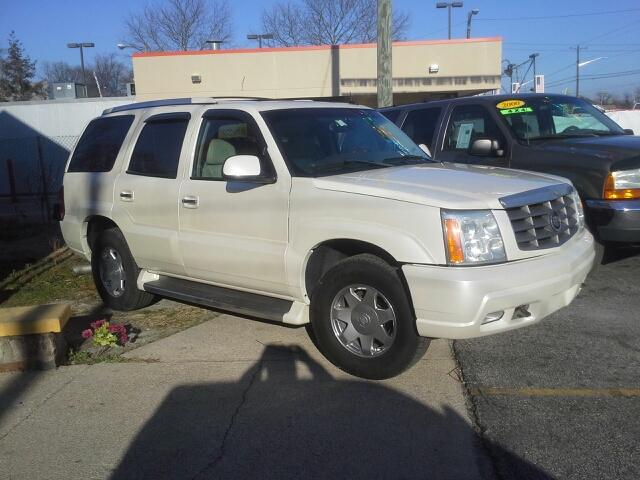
xmin=193 ymin=360 xmax=263 ymax=479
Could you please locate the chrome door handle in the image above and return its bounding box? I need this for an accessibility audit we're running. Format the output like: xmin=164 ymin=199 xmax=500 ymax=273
xmin=120 ymin=191 xmax=134 ymax=201
xmin=181 ymin=196 xmax=199 ymax=208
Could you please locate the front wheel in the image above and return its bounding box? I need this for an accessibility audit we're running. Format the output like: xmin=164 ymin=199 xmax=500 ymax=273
xmin=91 ymin=229 xmax=158 ymax=311
xmin=584 ymin=210 xmax=605 ymax=274
xmin=309 ymin=254 xmax=429 ymax=379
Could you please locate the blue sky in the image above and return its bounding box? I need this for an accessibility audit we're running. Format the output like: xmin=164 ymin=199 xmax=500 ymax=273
xmin=1 ymin=0 xmax=639 ymax=101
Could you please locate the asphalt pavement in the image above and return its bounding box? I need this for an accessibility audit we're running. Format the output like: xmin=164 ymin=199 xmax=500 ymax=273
xmin=455 ymin=247 xmax=640 ymax=479
xmin=0 ymin=313 xmax=510 ymax=480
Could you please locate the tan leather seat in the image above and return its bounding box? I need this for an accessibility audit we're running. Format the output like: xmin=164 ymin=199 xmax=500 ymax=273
xmin=202 ymin=139 xmax=236 ymax=178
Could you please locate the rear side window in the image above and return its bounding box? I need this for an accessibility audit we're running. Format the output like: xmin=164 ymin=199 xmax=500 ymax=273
xmin=127 ymin=115 xmax=190 ymax=178
xmin=402 ymin=108 xmax=442 ymax=147
xmin=379 ymin=109 xmax=401 ymax=123
xmin=67 ymin=115 xmax=134 ymax=172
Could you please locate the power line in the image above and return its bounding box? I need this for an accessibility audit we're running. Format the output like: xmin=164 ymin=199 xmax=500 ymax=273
xmin=546 ymin=70 xmax=640 ymax=89
xmin=475 ymin=8 xmax=640 ymax=21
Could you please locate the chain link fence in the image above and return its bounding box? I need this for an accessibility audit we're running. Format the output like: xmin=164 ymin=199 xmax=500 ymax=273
xmin=0 ymin=136 xmax=78 ymax=223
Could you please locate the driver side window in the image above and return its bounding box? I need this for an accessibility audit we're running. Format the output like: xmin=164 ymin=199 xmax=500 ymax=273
xmin=444 ymin=105 xmax=505 ymax=151
xmin=192 ymin=115 xmax=263 ymax=180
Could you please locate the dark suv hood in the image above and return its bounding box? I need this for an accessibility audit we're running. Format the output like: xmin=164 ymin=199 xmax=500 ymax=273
xmin=535 ymin=134 xmax=640 ymax=170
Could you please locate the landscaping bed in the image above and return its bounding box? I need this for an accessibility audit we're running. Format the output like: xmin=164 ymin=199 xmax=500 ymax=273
xmin=0 ymin=219 xmax=218 ymax=364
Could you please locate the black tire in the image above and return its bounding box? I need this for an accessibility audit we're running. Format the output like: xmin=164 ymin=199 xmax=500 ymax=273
xmin=309 ymin=254 xmax=430 ymax=380
xmin=585 ymin=211 xmax=605 ymax=274
xmin=91 ymin=228 xmax=158 ymax=311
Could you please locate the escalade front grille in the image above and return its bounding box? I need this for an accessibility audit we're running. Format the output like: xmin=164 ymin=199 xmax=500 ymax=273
xmin=500 ymin=185 xmax=580 ymax=251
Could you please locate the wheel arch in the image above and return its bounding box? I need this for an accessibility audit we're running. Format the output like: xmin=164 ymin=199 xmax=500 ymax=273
xmin=304 ymin=239 xmax=403 ymax=301
xmin=86 ymin=216 xmax=119 ymax=251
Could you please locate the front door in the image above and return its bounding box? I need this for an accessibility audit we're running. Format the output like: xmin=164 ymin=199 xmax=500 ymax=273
xmin=178 ymin=110 xmax=290 ymax=296
xmin=435 ymin=104 xmax=510 ymax=168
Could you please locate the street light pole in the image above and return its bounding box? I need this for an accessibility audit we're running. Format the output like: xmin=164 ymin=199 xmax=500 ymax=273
xmin=529 ymin=53 xmax=539 ymax=92
xmin=466 ymin=9 xmax=479 ymax=39
xmin=571 ymin=45 xmax=586 ymax=97
xmin=436 ymin=2 xmax=463 ymax=40
xmin=67 ymin=42 xmax=94 ymax=88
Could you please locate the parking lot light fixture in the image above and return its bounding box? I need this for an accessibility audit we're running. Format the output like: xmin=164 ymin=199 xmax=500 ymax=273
xmin=67 ymin=42 xmax=94 ymax=88
xmin=247 ymin=34 xmax=273 ymax=49
xmin=436 ymin=2 xmax=464 ymax=39
xmin=466 ymin=9 xmax=479 ymax=38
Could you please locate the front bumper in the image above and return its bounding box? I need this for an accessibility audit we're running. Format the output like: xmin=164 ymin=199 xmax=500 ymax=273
xmin=587 ymin=199 xmax=640 ymax=243
xmin=402 ymin=231 xmax=594 ymax=340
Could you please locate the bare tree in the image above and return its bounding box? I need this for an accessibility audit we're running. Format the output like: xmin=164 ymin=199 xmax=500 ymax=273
xmin=41 ymin=61 xmax=83 ymax=84
xmin=260 ymin=2 xmax=308 ymax=47
xmin=260 ymin=0 xmax=411 ymax=47
xmin=41 ymin=56 xmax=132 ymax=97
xmin=121 ymin=0 xmax=234 ymax=52
xmin=91 ymin=53 xmax=133 ymax=97
xmin=621 ymin=92 xmax=633 ymax=109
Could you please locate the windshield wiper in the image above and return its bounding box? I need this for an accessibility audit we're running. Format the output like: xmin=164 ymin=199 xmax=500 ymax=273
xmin=384 ymin=155 xmax=435 ymax=165
xmin=312 ymin=159 xmax=389 ymax=174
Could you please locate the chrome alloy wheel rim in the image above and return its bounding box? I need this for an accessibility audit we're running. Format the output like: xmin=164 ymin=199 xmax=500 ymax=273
xmin=99 ymin=247 xmax=126 ymax=297
xmin=330 ymin=285 xmax=396 ymax=357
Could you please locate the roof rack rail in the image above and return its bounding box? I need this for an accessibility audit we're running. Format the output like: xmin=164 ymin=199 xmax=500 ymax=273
xmin=102 ymin=96 xmax=277 ymax=115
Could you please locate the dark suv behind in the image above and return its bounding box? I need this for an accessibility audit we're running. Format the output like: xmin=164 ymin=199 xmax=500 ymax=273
xmin=380 ymin=93 xmax=640 ymax=265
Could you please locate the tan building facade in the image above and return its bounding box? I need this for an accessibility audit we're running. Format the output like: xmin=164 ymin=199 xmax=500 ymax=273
xmin=131 ymin=38 xmax=502 ymax=107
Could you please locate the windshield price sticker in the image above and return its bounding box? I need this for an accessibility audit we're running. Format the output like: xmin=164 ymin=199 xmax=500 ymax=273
xmin=500 ymin=107 xmax=534 ymax=115
xmin=496 ymin=100 xmax=526 ymax=109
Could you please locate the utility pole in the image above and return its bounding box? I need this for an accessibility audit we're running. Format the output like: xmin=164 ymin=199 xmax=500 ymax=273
xmin=377 ymin=0 xmax=393 ymax=108
xmin=571 ymin=45 xmax=586 ymax=97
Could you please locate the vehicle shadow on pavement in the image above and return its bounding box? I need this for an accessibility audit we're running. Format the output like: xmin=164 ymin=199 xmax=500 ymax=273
xmin=110 ymin=345 xmax=553 ymax=480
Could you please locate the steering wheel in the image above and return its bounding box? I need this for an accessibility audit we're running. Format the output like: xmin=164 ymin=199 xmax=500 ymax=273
xmin=562 ymin=125 xmax=580 ymax=133
xmin=351 ymin=146 xmax=372 ymax=154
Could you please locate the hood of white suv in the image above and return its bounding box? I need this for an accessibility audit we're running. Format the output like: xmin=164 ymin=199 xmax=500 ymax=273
xmin=313 ymin=163 xmax=569 ymax=210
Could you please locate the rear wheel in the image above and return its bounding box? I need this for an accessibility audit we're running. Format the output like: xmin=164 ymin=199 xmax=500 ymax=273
xmin=91 ymin=229 xmax=158 ymax=311
xmin=309 ymin=254 xmax=429 ymax=379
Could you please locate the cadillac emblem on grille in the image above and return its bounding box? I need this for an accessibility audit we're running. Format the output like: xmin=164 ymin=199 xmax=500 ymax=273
xmin=549 ymin=211 xmax=562 ymax=232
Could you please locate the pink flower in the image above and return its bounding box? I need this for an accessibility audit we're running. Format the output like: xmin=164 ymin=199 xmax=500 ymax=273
xmin=82 ymin=329 xmax=93 ymax=339
xmin=106 ymin=323 xmax=128 ymax=344
xmin=91 ymin=319 xmax=106 ymax=329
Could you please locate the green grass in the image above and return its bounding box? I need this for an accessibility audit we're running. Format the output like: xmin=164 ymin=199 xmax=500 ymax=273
xmin=1 ymin=247 xmax=92 ymax=307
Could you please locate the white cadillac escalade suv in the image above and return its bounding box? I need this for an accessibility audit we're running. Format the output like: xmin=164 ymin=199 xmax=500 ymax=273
xmin=57 ymin=98 xmax=595 ymax=379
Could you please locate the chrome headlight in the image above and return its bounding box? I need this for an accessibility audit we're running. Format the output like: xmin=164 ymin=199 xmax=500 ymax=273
xmin=442 ymin=210 xmax=506 ymax=266
xmin=572 ymin=189 xmax=585 ymax=230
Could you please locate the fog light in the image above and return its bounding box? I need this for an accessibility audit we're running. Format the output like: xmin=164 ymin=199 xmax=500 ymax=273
xmin=514 ymin=305 xmax=531 ymax=319
xmin=482 ymin=311 xmax=504 ymax=324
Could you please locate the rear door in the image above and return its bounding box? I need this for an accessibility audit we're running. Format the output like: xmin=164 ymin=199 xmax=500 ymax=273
xmin=112 ymin=109 xmax=197 ymax=276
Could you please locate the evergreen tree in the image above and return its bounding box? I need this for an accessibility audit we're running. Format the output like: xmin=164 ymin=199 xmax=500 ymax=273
xmin=0 ymin=31 xmax=47 ymax=101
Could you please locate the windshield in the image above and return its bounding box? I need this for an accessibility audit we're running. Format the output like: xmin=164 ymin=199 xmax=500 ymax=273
xmin=262 ymin=108 xmax=430 ymax=177
xmin=496 ymin=96 xmax=626 ymax=140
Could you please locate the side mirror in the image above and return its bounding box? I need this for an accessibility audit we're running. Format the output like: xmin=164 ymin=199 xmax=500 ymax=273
xmin=469 ymin=138 xmax=492 ymax=156
xmin=624 ymin=129 xmax=635 ymax=135
xmin=469 ymin=138 xmax=504 ymax=157
xmin=418 ymin=143 xmax=432 ymax=157
xmin=221 ymin=155 xmax=275 ymax=183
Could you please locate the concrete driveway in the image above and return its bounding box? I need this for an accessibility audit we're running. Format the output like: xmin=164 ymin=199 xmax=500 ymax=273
xmin=0 ymin=312 xmax=538 ymax=479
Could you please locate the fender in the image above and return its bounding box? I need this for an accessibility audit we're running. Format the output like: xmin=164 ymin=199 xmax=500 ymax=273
xmin=285 ymin=213 xmax=442 ymax=301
